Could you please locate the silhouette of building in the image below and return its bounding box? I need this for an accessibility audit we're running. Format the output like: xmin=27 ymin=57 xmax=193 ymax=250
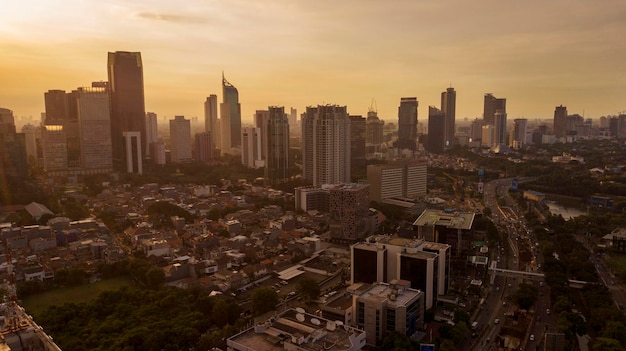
xmin=145 ymin=112 xmax=158 ymax=158
xmin=494 ymin=111 xmax=507 ymax=146
xmin=221 ymin=74 xmax=241 ymax=153
xmin=265 ymin=106 xmax=290 ymax=185
xmin=441 ymin=87 xmax=456 ymax=148
xmin=194 ymin=132 xmax=214 ymax=162
xmin=483 ymin=93 xmax=506 ymax=125
xmin=169 ymin=116 xmax=192 ymax=163
xmin=366 ymin=110 xmax=384 ymax=145
xmin=427 ymin=106 xmax=445 ymax=154
xmin=301 ymin=105 xmax=351 ymax=186
xmin=204 ymin=94 xmax=219 ymax=151
xmin=553 ymin=105 xmax=568 ymax=138
xmin=254 ymin=110 xmax=269 ymax=160
xmin=107 ymin=51 xmax=146 ymax=173
xmin=470 ymin=118 xmax=485 ymax=143
xmin=350 ymin=115 xmax=366 ymax=177
xmin=43 ymin=89 xmax=80 ymax=168
xmin=395 ymin=97 xmax=418 ymax=151
xmin=0 ymin=108 xmax=28 ymax=178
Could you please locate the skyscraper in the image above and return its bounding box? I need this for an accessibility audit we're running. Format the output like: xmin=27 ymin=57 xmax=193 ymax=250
xmin=241 ymin=127 xmax=263 ymax=168
xmin=366 ymin=110 xmax=384 ymax=145
xmin=494 ymin=111 xmax=507 ymax=146
xmin=483 ymin=93 xmax=506 ymax=125
xmin=107 ymin=51 xmax=146 ymax=173
xmin=441 ymin=87 xmax=456 ymax=148
xmin=553 ymin=105 xmax=568 ymax=138
xmin=265 ymin=106 xmax=289 ymax=186
xmin=169 ymin=116 xmax=192 ymax=163
xmin=301 ymin=105 xmax=351 ymax=186
xmin=0 ymin=108 xmax=28 ymax=178
xmin=427 ymin=106 xmax=445 ymax=154
xmin=145 ymin=112 xmax=158 ymax=158
xmin=221 ymin=73 xmax=241 ymax=152
xmin=194 ymin=132 xmax=214 ymax=162
xmin=395 ymin=97 xmax=418 ymax=151
xmin=204 ymin=94 xmax=218 ymax=151
xmin=349 ymin=115 xmax=366 ymax=177
xmin=254 ymin=110 xmax=269 ymax=160
xmin=328 ymin=183 xmax=370 ymax=242
xmin=75 ymin=86 xmax=112 ymax=172
xmin=512 ymin=118 xmax=528 ymax=149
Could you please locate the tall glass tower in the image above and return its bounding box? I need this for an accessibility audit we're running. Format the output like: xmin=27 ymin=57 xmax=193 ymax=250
xmin=222 ymin=74 xmax=241 ymax=150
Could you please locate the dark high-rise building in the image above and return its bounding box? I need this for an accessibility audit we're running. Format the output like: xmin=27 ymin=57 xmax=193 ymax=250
xmin=553 ymin=105 xmax=568 ymax=138
xmin=265 ymin=106 xmax=290 ymax=186
xmin=44 ymin=90 xmax=69 ymax=125
xmin=221 ymin=74 xmax=241 ymax=150
xmin=494 ymin=111 xmax=507 ymax=146
xmin=483 ymin=93 xmax=506 ymax=125
xmin=107 ymin=51 xmax=146 ymax=173
xmin=395 ymin=97 xmax=418 ymax=151
xmin=427 ymin=106 xmax=445 ymax=154
xmin=194 ymin=132 xmax=214 ymax=162
xmin=0 ymin=108 xmax=28 ymax=178
xmin=349 ymin=115 xmax=366 ymax=178
xmin=366 ymin=110 xmax=384 ymax=145
xmin=204 ymin=94 xmax=218 ymax=152
xmin=441 ymin=87 xmax=456 ymax=148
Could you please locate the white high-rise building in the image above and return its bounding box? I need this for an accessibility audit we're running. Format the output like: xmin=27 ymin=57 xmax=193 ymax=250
xmin=481 ymin=124 xmax=495 ymax=147
xmin=169 ymin=116 xmax=192 ymax=163
xmin=241 ymin=127 xmax=263 ymax=168
xmin=301 ymin=105 xmax=351 ymax=186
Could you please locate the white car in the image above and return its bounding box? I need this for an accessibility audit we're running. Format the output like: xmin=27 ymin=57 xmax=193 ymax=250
xmin=530 ymin=334 xmax=535 ymax=341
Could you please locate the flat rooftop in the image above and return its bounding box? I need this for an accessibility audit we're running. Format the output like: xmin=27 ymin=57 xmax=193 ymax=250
xmin=359 ymin=283 xmax=421 ymax=308
xmin=228 ymin=309 xmax=364 ymax=351
xmin=413 ymin=209 xmax=475 ymax=230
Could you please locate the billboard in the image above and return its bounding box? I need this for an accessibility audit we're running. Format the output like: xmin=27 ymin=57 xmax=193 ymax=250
xmin=478 ymin=169 xmax=485 ymax=179
xmin=420 ymin=344 xmax=435 ymax=351
xmin=511 ymin=178 xmax=519 ymax=191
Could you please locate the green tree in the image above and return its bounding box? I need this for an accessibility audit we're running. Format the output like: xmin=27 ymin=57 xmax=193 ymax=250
xmin=296 ymin=277 xmax=320 ymax=302
xmin=145 ymin=267 xmax=165 ymax=289
xmin=511 ymin=283 xmax=538 ymax=310
xmin=592 ymin=337 xmax=623 ymax=351
xmin=250 ymin=287 xmax=279 ymax=316
xmin=379 ymin=331 xmax=414 ymax=351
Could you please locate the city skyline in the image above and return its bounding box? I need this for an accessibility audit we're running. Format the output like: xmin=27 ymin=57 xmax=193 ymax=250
xmin=2 ymin=0 xmax=626 ymax=125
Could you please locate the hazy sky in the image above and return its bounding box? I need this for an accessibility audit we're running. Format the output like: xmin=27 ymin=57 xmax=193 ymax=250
xmin=2 ymin=0 xmax=626 ymax=125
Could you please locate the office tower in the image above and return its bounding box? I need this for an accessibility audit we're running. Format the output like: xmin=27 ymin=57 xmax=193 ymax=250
xmin=351 ymin=235 xmax=451 ymax=310
xmin=494 ymin=111 xmax=507 ymax=145
xmin=483 ymin=93 xmax=506 ymax=125
xmin=426 ymin=106 xmax=445 ymax=154
xmin=414 ymin=208 xmax=476 ymax=256
xmin=481 ymin=125 xmax=495 ymax=147
xmin=169 ymin=116 xmax=192 ymax=163
xmin=288 ymin=107 xmax=298 ymax=134
xmin=145 ymin=112 xmax=158 ymax=158
xmin=566 ymin=114 xmax=583 ymax=136
xmin=0 ymin=108 xmax=28 ymax=178
xmin=328 ymin=183 xmax=370 ymax=242
xmin=618 ymin=114 xmax=626 ymax=139
xmin=204 ymin=94 xmax=218 ymax=151
xmin=75 ymin=86 xmax=113 ymax=172
xmin=599 ymin=116 xmax=608 ymax=129
xmin=301 ymin=105 xmax=351 ymax=186
xmin=44 ymin=89 xmax=80 ymax=168
xmin=395 ymin=97 xmax=418 ymax=151
xmin=512 ymin=118 xmax=528 ymax=149
xmin=254 ymin=110 xmax=269 ymax=160
xmin=42 ymin=125 xmax=67 ymax=172
xmin=265 ymin=106 xmax=290 ymax=185
xmin=294 ymin=186 xmax=330 ymax=212
xmin=349 ymin=115 xmax=366 ymax=177
xmin=241 ymin=127 xmax=263 ymax=168
xmin=151 ymin=142 xmax=166 ymax=165
xmin=43 ymin=90 xmax=69 ymax=125
xmin=367 ymin=161 xmax=427 ymax=202
xmin=194 ymin=132 xmax=214 ymax=162
xmin=21 ymin=124 xmax=40 ymax=165
xmin=470 ymin=118 xmax=485 ymax=142
xmin=441 ymin=87 xmax=456 ymax=148
xmin=366 ymin=110 xmax=384 ymax=145
xmin=355 ymin=281 xmax=424 ymax=346
xmin=107 ymin=51 xmax=146 ymax=173
xmin=553 ymin=105 xmax=568 ymax=138
xmin=221 ymin=73 xmax=241 ymax=152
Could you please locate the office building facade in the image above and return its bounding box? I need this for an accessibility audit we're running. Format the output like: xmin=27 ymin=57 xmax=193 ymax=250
xmin=367 ymin=162 xmax=427 ymax=202
xmin=395 ymin=97 xmax=418 ymax=151
xmin=553 ymin=105 xmax=568 ymax=138
xmin=265 ymin=106 xmax=290 ymax=185
xmin=427 ymin=106 xmax=445 ymax=154
xmin=204 ymin=94 xmax=219 ymax=151
xmin=241 ymin=127 xmax=263 ymax=169
xmin=328 ymin=183 xmax=371 ymax=242
xmin=76 ymin=87 xmax=113 ymax=173
xmin=494 ymin=111 xmax=507 ymax=146
xmin=169 ymin=116 xmax=192 ymax=163
xmin=221 ymin=74 xmax=241 ymax=152
xmin=145 ymin=112 xmax=158 ymax=158
xmin=301 ymin=105 xmax=351 ymax=186
xmin=349 ymin=115 xmax=366 ymax=176
xmin=483 ymin=93 xmax=506 ymax=126
xmin=194 ymin=132 xmax=214 ymax=162
xmin=441 ymin=87 xmax=456 ymax=148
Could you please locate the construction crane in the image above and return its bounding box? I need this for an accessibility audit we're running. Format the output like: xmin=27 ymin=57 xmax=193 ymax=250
xmin=443 ymin=171 xmax=464 ymax=210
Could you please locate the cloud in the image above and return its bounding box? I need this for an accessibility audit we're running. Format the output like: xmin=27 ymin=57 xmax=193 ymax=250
xmin=136 ymin=11 xmax=206 ymax=24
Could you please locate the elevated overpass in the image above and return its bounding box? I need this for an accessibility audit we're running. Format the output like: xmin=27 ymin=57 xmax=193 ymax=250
xmin=488 ymin=266 xmax=590 ymax=288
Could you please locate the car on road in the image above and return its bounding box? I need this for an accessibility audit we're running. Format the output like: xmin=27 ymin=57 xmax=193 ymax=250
xmin=530 ymin=334 xmax=535 ymax=341
xmin=494 ymin=319 xmax=500 ymax=324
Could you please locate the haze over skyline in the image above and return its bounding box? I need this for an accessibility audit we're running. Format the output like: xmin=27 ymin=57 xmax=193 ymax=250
xmin=2 ymin=0 xmax=626 ymax=125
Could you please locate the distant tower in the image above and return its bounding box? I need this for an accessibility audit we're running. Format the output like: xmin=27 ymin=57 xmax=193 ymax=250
xmin=169 ymin=116 xmax=192 ymax=163
xmin=553 ymin=105 xmax=568 ymax=138
xmin=441 ymin=87 xmax=456 ymax=148
xmin=395 ymin=97 xmax=418 ymax=151
xmin=75 ymin=86 xmax=113 ymax=172
xmin=0 ymin=108 xmax=28 ymax=177
xmin=241 ymin=127 xmax=263 ymax=168
xmin=204 ymin=94 xmax=219 ymax=151
xmin=349 ymin=115 xmax=366 ymax=178
xmin=301 ymin=105 xmax=351 ymax=186
xmin=145 ymin=112 xmax=158 ymax=158
xmin=221 ymin=73 xmax=241 ymax=152
xmin=482 ymin=125 xmax=495 ymax=147
xmin=494 ymin=111 xmax=507 ymax=146
xmin=194 ymin=132 xmax=214 ymax=162
xmin=427 ymin=106 xmax=445 ymax=154
xmin=366 ymin=109 xmax=384 ymax=146
xmin=265 ymin=106 xmax=290 ymax=186
xmin=107 ymin=51 xmax=146 ymax=173
xmin=254 ymin=110 xmax=269 ymax=160
xmin=512 ymin=118 xmax=528 ymax=149
xmin=483 ymin=93 xmax=506 ymax=125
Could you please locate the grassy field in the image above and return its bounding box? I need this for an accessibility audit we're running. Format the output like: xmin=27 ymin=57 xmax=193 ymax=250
xmin=21 ymin=276 xmax=134 ymax=317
